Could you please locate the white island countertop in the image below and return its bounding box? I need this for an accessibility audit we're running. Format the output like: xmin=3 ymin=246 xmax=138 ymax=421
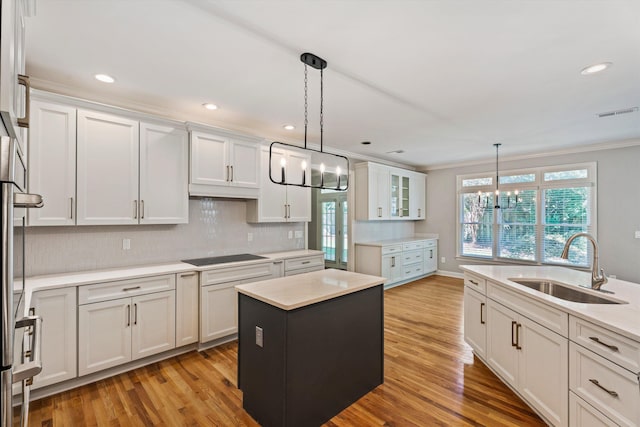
xmin=235 ymin=268 xmax=386 ymax=311
xmin=461 ymin=265 xmax=640 ymax=342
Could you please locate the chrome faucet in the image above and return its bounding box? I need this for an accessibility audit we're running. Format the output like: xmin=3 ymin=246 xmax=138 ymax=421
xmin=560 ymin=232 xmax=607 ymax=290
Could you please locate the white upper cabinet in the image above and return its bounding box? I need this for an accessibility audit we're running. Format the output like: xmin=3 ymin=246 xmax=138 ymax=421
xmin=189 ymin=127 xmax=261 ymax=198
xmin=139 ymin=122 xmax=188 ymax=224
xmin=355 ymin=162 xmax=426 ymax=221
xmin=28 ymin=99 xmax=76 ymax=226
xmin=246 ymin=145 xmax=311 ymax=223
xmin=77 ymin=109 xmax=140 ymax=225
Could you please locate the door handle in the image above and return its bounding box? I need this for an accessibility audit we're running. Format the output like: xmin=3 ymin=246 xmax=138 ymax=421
xmin=123 ymin=286 xmax=141 ymax=292
xmin=418 ymin=208 xmax=421 ymax=217
xmin=515 ymin=323 xmax=522 ymax=350
xmin=226 ymin=165 xmax=230 ymax=182
xmin=391 ymin=256 xmax=396 ymax=268
xmin=180 ymin=272 xmax=196 ymax=278
xmin=133 ymin=200 xmax=138 ymax=219
xmin=70 ymin=197 xmax=74 ymax=219
xmin=511 ymin=321 xmax=518 ymax=347
xmin=480 ymin=302 xmax=485 ymax=325
xmin=126 ymin=304 xmax=131 ymax=327
xmin=141 ymin=200 xmax=145 ymax=219
xmin=589 ymin=336 xmax=619 ymax=352
xmin=230 ymin=165 xmax=234 ymax=182
xmin=588 ymin=379 xmax=619 ymax=397
xmin=133 ymin=303 xmax=138 ymax=325
xmin=17 ymin=74 xmax=31 ymax=128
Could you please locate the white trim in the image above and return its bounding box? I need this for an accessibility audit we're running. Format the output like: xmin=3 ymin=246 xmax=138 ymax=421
xmin=435 ymin=270 xmax=464 ymax=279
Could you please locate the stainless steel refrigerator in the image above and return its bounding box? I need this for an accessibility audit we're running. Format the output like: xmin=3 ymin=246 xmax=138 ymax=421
xmin=0 ymin=112 xmax=43 ymax=427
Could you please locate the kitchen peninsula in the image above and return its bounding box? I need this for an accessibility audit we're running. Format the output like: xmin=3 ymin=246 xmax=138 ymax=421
xmin=236 ymin=269 xmax=386 ymax=427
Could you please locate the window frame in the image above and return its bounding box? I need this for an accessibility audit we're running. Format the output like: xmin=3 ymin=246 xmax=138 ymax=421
xmin=456 ymin=162 xmax=597 ymax=266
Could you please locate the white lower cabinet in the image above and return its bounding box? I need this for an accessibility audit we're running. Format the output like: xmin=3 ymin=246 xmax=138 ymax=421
xmin=176 ymin=272 xmax=199 ymax=346
xmin=30 ymin=287 xmax=77 ymax=389
xmin=463 ymin=285 xmax=486 ymax=360
xmin=78 ymin=277 xmax=176 ymax=376
xmin=569 ymin=392 xmax=617 ymax=427
xmin=381 ymin=253 xmax=403 ymax=284
xmin=423 ymin=240 xmax=437 ymax=273
xmin=199 ymin=262 xmax=275 ymax=343
xmin=283 ymin=254 xmax=324 ymax=276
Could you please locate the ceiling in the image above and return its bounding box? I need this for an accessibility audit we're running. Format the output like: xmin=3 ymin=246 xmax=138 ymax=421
xmin=25 ymin=0 xmax=640 ymax=168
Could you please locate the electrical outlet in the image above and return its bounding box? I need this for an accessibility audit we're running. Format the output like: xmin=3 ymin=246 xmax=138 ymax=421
xmin=255 ymin=326 xmax=263 ymax=347
xmin=288 ymin=230 xmax=293 ymax=239
xmin=294 ymin=230 xmax=303 ymax=238
xmin=635 ymin=231 xmax=640 ymax=239
xmin=247 ymin=232 xmax=253 ymax=242
xmin=122 ymin=238 xmax=131 ymax=250
xmin=441 ymin=257 xmax=446 ymax=263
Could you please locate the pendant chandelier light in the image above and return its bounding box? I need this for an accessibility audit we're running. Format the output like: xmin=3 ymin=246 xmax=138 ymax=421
xmin=492 ymin=143 xmax=518 ymax=209
xmin=269 ymin=52 xmax=349 ymax=190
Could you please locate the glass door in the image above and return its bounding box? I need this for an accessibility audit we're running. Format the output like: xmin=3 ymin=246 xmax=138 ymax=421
xmin=319 ymin=191 xmax=348 ymax=269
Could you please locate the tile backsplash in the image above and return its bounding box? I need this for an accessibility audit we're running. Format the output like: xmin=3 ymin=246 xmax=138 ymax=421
xmin=24 ymin=198 xmax=305 ymax=276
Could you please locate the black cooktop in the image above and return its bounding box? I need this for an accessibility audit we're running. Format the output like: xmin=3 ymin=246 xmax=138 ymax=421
xmin=182 ymin=253 xmax=267 ymax=267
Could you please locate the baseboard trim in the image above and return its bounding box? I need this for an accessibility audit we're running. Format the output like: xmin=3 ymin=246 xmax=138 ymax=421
xmin=435 ymin=269 xmax=464 ymax=279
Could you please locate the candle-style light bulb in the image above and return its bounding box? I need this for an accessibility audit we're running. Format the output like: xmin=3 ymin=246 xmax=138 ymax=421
xmin=336 ymin=166 xmax=342 ymax=189
xmin=280 ymin=157 xmax=286 ymax=183
xmin=301 ymin=160 xmax=307 ymax=186
xmin=477 ymin=190 xmax=482 ymax=204
xmin=320 ymin=163 xmax=325 ymax=187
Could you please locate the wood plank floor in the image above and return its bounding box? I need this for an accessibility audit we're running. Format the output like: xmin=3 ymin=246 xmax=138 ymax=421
xmin=22 ymin=275 xmax=545 ymax=426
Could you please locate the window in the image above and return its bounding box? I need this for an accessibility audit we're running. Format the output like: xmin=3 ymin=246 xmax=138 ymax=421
xmin=457 ymin=163 xmax=596 ymax=266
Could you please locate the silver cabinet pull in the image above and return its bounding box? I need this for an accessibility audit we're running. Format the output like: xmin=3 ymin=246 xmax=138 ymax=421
xmin=301 ymin=261 xmax=311 ymax=265
xmin=126 ymin=304 xmax=131 ymax=327
xmin=17 ymin=74 xmax=31 ymax=128
xmin=12 ymin=316 xmax=42 ymax=383
xmin=180 ymin=272 xmax=196 ymax=278
xmin=589 ymin=379 xmax=619 ymax=397
xmin=133 ymin=200 xmax=138 ymax=219
xmin=70 ymin=197 xmax=74 ymax=219
xmin=123 ymin=286 xmax=141 ymax=291
xmin=589 ymin=336 xmax=619 ymax=352
xmin=391 ymin=256 xmax=396 ymax=268
xmin=516 ymin=323 xmax=522 ymax=350
xmin=511 ymin=321 xmax=518 ymax=347
xmin=378 ymin=207 xmax=382 ymax=217
xmin=430 ymin=249 xmax=433 ymax=259
xmin=141 ymin=200 xmax=145 ymax=219
xmin=230 ymin=165 xmax=234 ymax=182
xmin=480 ymin=302 xmax=485 ymax=325
xmin=133 ymin=303 xmax=138 ymax=325
xmin=226 ymin=165 xmax=230 ymax=182
xmin=418 ymin=208 xmax=421 ymax=217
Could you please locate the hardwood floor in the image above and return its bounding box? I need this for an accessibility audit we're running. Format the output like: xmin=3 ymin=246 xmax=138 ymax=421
xmin=22 ymin=275 xmax=545 ymax=426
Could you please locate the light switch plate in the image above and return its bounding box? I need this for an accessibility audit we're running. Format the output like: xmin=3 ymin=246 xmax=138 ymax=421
xmin=635 ymin=231 xmax=640 ymax=239
xmin=255 ymin=326 xmax=263 ymax=347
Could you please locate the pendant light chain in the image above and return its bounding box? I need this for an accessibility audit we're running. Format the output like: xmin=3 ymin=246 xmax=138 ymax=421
xmin=320 ymin=68 xmax=324 ymax=152
xmin=304 ymin=64 xmax=308 ymax=149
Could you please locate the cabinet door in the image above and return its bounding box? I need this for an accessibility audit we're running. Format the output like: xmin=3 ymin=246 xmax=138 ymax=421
xmin=28 ymin=100 xmax=76 ymax=226
xmin=139 ymin=122 xmax=188 ymax=224
xmin=518 ymin=317 xmax=568 ymax=427
xmin=229 ymin=139 xmax=259 ymax=188
xmin=0 ymin=0 xmax=24 ymax=133
xmin=77 ymin=110 xmax=139 ymax=225
xmin=486 ymin=300 xmax=518 ymax=386
xmin=409 ymin=172 xmax=426 ymax=219
xmin=78 ymin=298 xmax=131 ymax=376
xmin=131 ymin=291 xmax=176 ymax=360
xmin=463 ymin=286 xmax=487 ymax=360
xmin=373 ymin=165 xmax=390 ymax=219
xmin=200 ymin=283 xmax=237 ymax=343
xmin=285 ymin=150 xmax=311 ymax=222
xmin=30 ymin=287 xmax=77 ymax=389
xmin=190 ymin=130 xmax=229 ymax=186
xmin=424 ymin=245 xmax=437 ymax=273
xmin=255 ymin=147 xmax=288 ymax=221
xmin=176 ymin=272 xmax=199 ymax=346
xmin=381 ymin=254 xmax=402 ymax=285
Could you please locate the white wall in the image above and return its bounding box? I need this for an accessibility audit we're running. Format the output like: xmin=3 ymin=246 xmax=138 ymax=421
xmin=416 ymin=143 xmax=640 ymax=283
xmin=23 ymin=198 xmax=305 ymax=276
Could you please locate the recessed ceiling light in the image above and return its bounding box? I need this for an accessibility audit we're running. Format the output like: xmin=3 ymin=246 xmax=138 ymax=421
xmin=94 ymin=74 xmax=115 ymax=83
xmin=361 ymin=141 xmax=371 ymax=145
xmin=202 ymin=103 xmax=218 ymax=110
xmin=283 ymin=124 xmax=295 ymax=130
xmin=580 ymin=62 xmax=612 ymax=75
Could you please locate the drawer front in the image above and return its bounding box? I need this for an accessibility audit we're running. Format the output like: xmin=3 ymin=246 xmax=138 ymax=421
xmin=381 ymin=245 xmax=402 ymax=255
xmin=569 ymin=392 xmax=618 ymax=427
xmin=402 ymin=250 xmax=423 ymax=265
xmin=284 ymin=255 xmax=324 ymax=272
xmin=284 ymin=265 xmax=323 ymax=277
xmin=402 ymin=241 xmax=425 ymax=251
xmin=464 ymin=273 xmax=487 ymax=294
xmin=570 ymin=316 xmax=640 ymax=373
xmin=201 ymin=262 xmax=273 ymax=286
xmin=403 ymin=263 xmax=424 ymax=279
xmin=423 ymin=239 xmax=437 ymax=249
xmin=487 ymin=281 xmax=568 ymax=337
xmin=79 ymin=274 xmax=176 ymax=305
xmin=570 ymin=342 xmax=640 ymax=427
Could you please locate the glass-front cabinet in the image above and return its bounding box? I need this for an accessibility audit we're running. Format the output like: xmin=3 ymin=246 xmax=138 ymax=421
xmin=390 ymin=171 xmax=411 ymax=218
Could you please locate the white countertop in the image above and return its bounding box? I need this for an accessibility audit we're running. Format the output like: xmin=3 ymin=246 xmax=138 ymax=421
xmin=461 ymin=265 xmax=640 ymax=342
xmin=355 ymin=234 xmax=439 ymax=247
xmin=13 ymin=249 xmax=325 ymax=314
xmin=235 ymin=268 xmax=385 ymax=311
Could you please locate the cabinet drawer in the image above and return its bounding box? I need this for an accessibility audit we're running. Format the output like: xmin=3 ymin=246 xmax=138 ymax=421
xmin=381 ymin=245 xmax=402 ymax=255
xmin=201 ymin=262 xmax=273 ymax=286
xmin=284 ymin=265 xmax=323 ymax=277
xmin=570 ymin=342 xmax=640 ymax=427
xmin=402 ymin=241 xmax=425 ymax=251
xmin=402 ymin=250 xmax=423 ymax=265
xmin=569 ymin=392 xmax=617 ymax=427
xmin=284 ymin=255 xmax=324 ymax=272
xmin=403 ymin=263 xmax=424 ymax=279
xmin=79 ymin=274 xmax=176 ymax=305
xmin=488 ymin=281 xmax=568 ymax=337
xmin=464 ymin=273 xmax=487 ymax=294
xmin=570 ymin=316 xmax=640 ymax=374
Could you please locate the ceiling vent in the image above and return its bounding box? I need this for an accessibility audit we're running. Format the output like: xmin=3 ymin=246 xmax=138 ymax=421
xmin=386 ymin=149 xmax=405 ymax=154
xmin=597 ymin=107 xmax=639 ymax=118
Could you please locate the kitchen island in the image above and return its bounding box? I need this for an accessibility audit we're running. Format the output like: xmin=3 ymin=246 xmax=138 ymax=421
xmin=236 ymin=269 xmax=386 ymax=427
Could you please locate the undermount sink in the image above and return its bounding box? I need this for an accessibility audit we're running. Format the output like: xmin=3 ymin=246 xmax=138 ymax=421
xmin=508 ymin=279 xmax=626 ymax=305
